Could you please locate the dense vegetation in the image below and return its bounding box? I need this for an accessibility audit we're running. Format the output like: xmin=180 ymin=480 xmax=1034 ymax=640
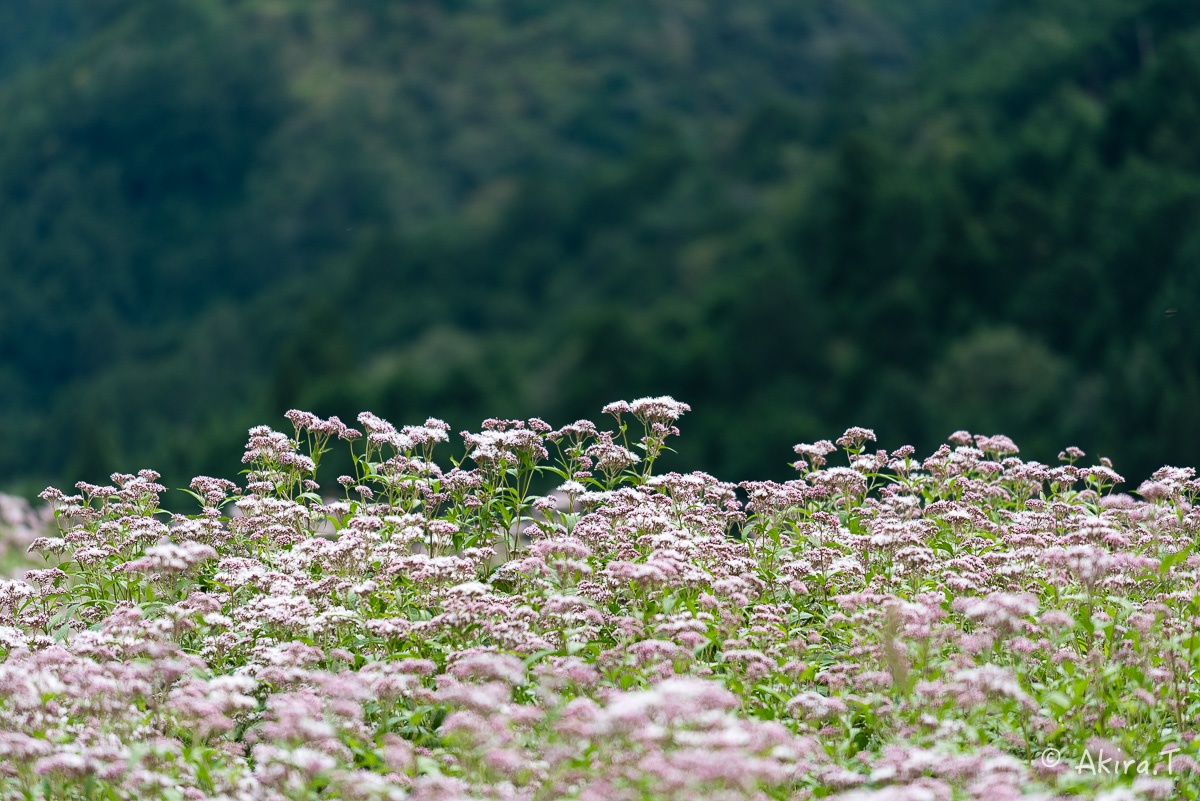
xmin=2 ymin=401 xmax=1198 ymax=797
xmin=2 ymin=0 xmax=1198 ymax=496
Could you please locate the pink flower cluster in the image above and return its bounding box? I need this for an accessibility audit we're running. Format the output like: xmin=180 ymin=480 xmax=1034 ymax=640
xmin=0 ymin=406 xmax=1197 ymax=799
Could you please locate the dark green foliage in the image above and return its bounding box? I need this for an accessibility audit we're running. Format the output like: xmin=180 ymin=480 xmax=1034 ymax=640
xmin=0 ymin=0 xmax=84 ymax=80
xmin=1 ymin=0 xmax=1198 ymax=496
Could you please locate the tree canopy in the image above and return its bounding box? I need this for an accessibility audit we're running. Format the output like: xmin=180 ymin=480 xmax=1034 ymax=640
xmin=1 ymin=0 xmax=1197 ymax=495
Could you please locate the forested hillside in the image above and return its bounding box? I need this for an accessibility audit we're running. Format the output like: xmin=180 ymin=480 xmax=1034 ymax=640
xmin=1 ymin=0 xmax=1197 ymax=495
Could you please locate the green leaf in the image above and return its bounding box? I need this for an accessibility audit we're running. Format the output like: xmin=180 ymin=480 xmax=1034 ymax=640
xmin=416 ymin=755 xmax=443 ymax=777
xmin=1044 ymin=691 xmax=1073 ymax=715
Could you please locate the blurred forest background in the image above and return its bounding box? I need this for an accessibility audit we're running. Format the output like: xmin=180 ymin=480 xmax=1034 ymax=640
xmin=2 ymin=0 xmax=1199 ymax=496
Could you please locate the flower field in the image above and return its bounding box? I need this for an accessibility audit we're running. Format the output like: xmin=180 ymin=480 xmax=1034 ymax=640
xmin=1 ymin=398 xmax=1198 ymax=800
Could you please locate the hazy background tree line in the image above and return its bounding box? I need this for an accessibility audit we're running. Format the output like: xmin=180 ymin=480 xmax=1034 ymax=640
xmin=1 ymin=0 xmax=1198 ymax=496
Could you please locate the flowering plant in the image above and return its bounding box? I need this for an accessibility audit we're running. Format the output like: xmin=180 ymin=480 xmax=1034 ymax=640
xmin=1 ymin=398 xmax=1197 ymax=799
